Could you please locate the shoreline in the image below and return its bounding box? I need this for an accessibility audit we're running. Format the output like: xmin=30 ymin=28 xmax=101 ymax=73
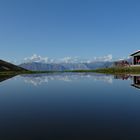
xmin=1 ymin=66 xmax=140 ymax=75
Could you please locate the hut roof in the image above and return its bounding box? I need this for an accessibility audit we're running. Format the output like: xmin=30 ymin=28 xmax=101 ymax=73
xmin=130 ymin=50 xmax=140 ymax=56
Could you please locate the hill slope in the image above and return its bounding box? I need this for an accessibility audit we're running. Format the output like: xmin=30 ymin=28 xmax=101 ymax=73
xmin=0 ymin=60 xmax=27 ymax=71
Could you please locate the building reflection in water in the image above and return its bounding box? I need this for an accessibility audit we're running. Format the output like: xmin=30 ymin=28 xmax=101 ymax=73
xmin=114 ymin=74 xmax=140 ymax=89
xmin=131 ymin=76 xmax=140 ymax=89
xmin=114 ymin=74 xmax=131 ymax=80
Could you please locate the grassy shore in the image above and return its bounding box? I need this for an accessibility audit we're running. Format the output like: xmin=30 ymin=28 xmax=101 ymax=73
xmin=91 ymin=67 xmax=140 ymax=74
xmin=67 ymin=67 xmax=140 ymax=74
xmin=64 ymin=67 xmax=140 ymax=74
xmin=1 ymin=66 xmax=140 ymax=75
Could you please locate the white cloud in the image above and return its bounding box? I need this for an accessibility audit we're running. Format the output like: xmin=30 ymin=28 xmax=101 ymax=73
xmin=24 ymin=54 xmax=53 ymax=63
xmin=23 ymin=54 xmax=113 ymax=63
xmin=58 ymin=56 xmax=80 ymax=63
xmin=93 ymin=54 xmax=112 ymax=62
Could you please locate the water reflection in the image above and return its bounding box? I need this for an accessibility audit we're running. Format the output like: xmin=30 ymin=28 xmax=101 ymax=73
xmin=0 ymin=74 xmax=16 ymax=83
xmin=1 ymin=73 xmax=140 ymax=90
xmin=114 ymin=74 xmax=131 ymax=80
xmin=20 ymin=73 xmax=113 ymax=86
xmin=131 ymin=76 xmax=140 ymax=89
xmin=20 ymin=73 xmax=140 ymax=90
xmin=114 ymin=74 xmax=140 ymax=90
xmin=0 ymin=73 xmax=140 ymax=139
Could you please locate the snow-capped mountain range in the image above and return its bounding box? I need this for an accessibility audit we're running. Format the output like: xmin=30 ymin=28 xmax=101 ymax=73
xmin=19 ymin=61 xmax=113 ymax=71
xmin=19 ymin=54 xmax=131 ymax=71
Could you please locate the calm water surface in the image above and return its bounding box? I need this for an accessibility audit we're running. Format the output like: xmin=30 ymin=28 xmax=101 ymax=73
xmin=0 ymin=73 xmax=140 ymax=140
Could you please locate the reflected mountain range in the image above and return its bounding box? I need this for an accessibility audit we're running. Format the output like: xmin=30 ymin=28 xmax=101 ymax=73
xmin=20 ymin=73 xmax=113 ymax=86
xmin=0 ymin=73 xmax=140 ymax=90
xmin=20 ymin=73 xmax=140 ymax=89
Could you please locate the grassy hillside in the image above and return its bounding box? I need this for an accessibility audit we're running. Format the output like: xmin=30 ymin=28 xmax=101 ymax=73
xmin=0 ymin=60 xmax=27 ymax=72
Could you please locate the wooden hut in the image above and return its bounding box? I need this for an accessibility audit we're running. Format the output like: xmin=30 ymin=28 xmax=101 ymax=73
xmin=130 ymin=50 xmax=140 ymax=65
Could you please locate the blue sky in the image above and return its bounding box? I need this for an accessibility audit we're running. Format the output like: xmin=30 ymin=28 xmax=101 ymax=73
xmin=0 ymin=0 xmax=140 ymax=63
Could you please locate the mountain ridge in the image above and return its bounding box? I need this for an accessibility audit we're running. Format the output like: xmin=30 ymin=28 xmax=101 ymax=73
xmin=19 ymin=61 xmax=113 ymax=71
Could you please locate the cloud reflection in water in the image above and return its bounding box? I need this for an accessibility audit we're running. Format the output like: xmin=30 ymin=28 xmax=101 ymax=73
xmin=20 ymin=73 xmax=113 ymax=86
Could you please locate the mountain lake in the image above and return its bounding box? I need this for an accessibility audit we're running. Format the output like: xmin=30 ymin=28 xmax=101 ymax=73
xmin=0 ymin=73 xmax=140 ymax=140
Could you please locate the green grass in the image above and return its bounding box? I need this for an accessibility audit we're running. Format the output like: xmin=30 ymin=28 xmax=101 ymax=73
xmin=93 ymin=67 xmax=140 ymax=74
xmin=63 ymin=67 xmax=140 ymax=74
xmin=54 ymin=67 xmax=140 ymax=74
xmin=59 ymin=67 xmax=140 ymax=74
